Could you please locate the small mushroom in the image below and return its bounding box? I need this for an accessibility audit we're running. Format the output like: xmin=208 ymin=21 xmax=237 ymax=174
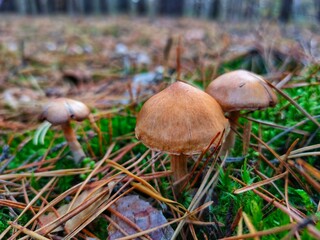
xmin=39 ymin=98 xmax=90 ymax=164
xmin=206 ymin=70 xmax=278 ymax=153
xmin=135 ymin=81 xmax=229 ymax=194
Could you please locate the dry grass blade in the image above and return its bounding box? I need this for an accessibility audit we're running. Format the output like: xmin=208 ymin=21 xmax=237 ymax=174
xmin=242 ymin=212 xmax=259 ymax=240
xmin=275 ymin=73 xmax=293 ymax=89
xmin=189 ymin=223 xmax=198 ymax=240
xmin=244 ymin=117 xmax=309 ymax=136
xmin=237 ymin=215 xmax=243 ymax=238
xmin=296 ymin=158 xmax=320 ymax=180
xmin=220 ymin=223 xmax=296 ymax=240
xmin=284 ymin=172 xmax=300 ymax=239
xmin=0 ymin=168 xmax=90 ymax=180
xmin=9 ymin=222 xmax=50 ymax=240
xmin=0 ymin=199 xmax=39 ymax=210
xmin=287 ymin=151 xmax=320 ymax=159
xmin=185 ymin=219 xmax=224 ymax=226
xmin=254 ymin=170 xmax=285 ymax=199
xmin=131 ymin=170 xmax=172 ymax=181
xmin=233 ymin=171 xmax=288 ymax=194
xmin=131 ymin=182 xmax=185 ymax=213
xmin=266 ymin=116 xmax=320 ymax=145
xmin=289 ymin=161 xmax=320 ymax=192
xmin=285 ymin=144 xmax=320 ymax=155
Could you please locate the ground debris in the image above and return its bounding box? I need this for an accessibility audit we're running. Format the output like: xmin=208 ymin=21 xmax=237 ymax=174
xmin=108 ymin=195 xmax=174 ymax=240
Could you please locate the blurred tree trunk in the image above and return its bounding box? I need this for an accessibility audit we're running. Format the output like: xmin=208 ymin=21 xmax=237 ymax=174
xmin=38 ymin=0 xmax=48 ymax=14
xmin=107 ymin=0 xmax=117 ymax=15
xmin=118 ymin=0 xmax=129 ymax=14
xmin=279 ymin=0 xmax=293 ymax=22
xmin=28 ymin=0 xmax=37 ymax=15
xmin=0 ymin=0 xmax=14 ymax=12
xmin=244 ymin=0 xmax=259 ymax=20
xmin=67 ymin=0 xmax=74 ymax=15
xmin=184 ymin=0 xmax=195 ymax=17
xmin=315 ymin=0 xmax=320 ymax=22
xmin=227 ymin=0 xmax=242 ymax=20
xmin=130 ymin=0 xmax=138 ymax=17
xmin=235 ymin=0 xmax=243 ymax=20
xmin=210 ymin=0 xmax=220 ymax=19
xmin=47 ymin=0 xmax=55 ymax=14
xmin=138 ymin=0 xmax=147 ymax=15
xmin=160 ymin=0 xmax=183 ymax=16
xmin=77 ymin=0 xmax=85 ymax=15
xmin=15 ymin=0 xmax=27 ymax=15
xmin=147 ymin=0 xmax=157 ymax=21
xmin=199 ymin=0 xmax=212 ymax=19
xmin=92 ymin=0 xmax=101 ymax=15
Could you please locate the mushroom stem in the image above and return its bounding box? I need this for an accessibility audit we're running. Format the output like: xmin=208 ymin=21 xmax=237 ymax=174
xmin=221 ymin=111 xmax=240 ymax=155
xmin=61 ymin=122 xmax=85 ymax=164
xmin=170 ymin=154 xmax=188 ymax=194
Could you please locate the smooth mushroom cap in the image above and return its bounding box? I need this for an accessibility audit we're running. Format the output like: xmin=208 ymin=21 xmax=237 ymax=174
xmin=135 ymin=81 xmax=229 ymax=155
xmin=205 ymin=70 xmax=278 ymax=112
xmin=40 ymin=98 xmax=90 ymax=125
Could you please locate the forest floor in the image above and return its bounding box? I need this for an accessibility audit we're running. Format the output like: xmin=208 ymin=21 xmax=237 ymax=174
xmin=0 ymin=16 xmax=319 ymax=239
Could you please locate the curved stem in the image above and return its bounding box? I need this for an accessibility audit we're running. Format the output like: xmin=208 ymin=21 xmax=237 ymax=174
xmin=170 ymin=154 xmax=188 ymax=195
xmin=221 ymin=111 xmax=240 ymax=155
xmin=61 ymin=122 xmax=85 ymax=164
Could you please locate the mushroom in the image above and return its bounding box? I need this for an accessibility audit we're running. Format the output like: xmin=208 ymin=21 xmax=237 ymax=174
xmin=205 ymin=70 xmax=278 ymax=153
xmin=135 ymin=81 xmax=229 ymax=194
xmin=39 ymin=98 xmax=90 ymax=164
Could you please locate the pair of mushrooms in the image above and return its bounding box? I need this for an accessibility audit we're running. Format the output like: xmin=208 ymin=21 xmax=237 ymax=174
xmin=135 ymin=70 xmax=277 ymax=194
xmin=38 ymin=70 xmax=277 ymax=190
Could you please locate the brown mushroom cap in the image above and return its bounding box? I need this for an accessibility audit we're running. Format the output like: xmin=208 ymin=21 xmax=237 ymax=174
xmin=206 ymin=70 xmax=278 ymax=112
xmin=40 ymin=98 xmax=90 ymax=125
xmin=135 ymin=81 xmax=229 ymax=155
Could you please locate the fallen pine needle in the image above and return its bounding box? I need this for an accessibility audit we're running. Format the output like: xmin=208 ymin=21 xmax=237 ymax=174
xmin=9 ymin=222 xmax=50 ymax=240
xmin=220 ymin=223 xmax=296 ymax=240
xmin=242 ymin=212 xmax=259 ymax=240
xmin=233 ymin=171 xmax=287 ymax=194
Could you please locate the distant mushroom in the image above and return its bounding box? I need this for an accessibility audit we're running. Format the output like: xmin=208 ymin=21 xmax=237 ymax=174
xmin=205 ymin=70 xmax=278 ymax=153
xmin=135 ymin=81 xmax=229 ymax=194
xmin=39 ymin=98 xmax=90 ymax=164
